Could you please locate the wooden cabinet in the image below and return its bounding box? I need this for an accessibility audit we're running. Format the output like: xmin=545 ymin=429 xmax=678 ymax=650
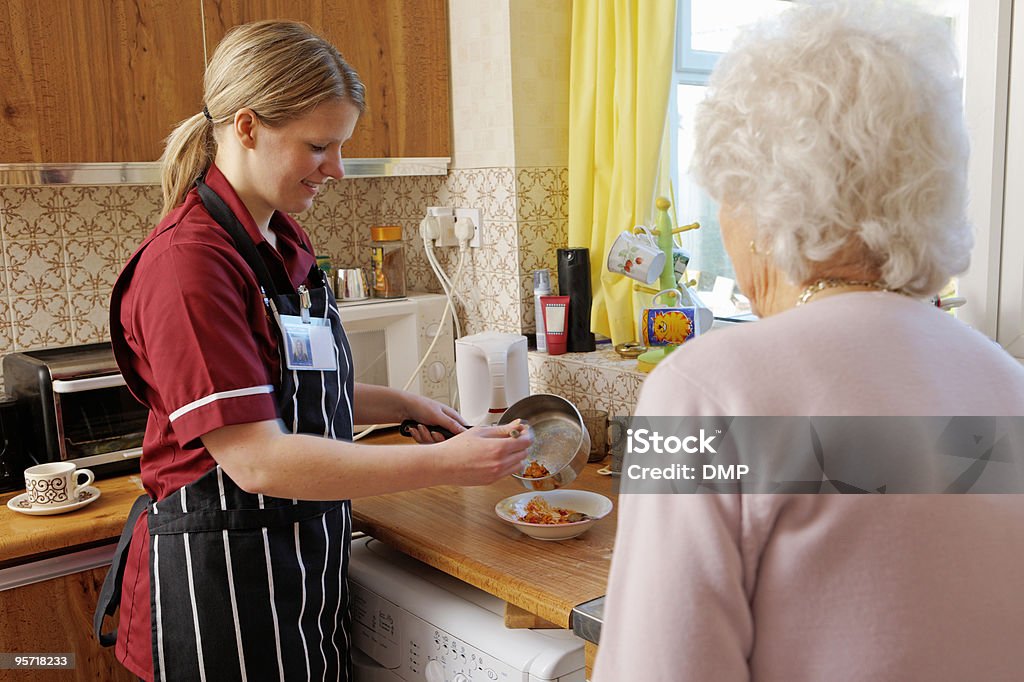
xmin=0 ymin=0 xmax=450 ymax=163
xmin=201 ymin=0 xmax=451 ymax=159
xmin=0 ymin=0 xmax=206 ymax=163
xmin=0 ymin=562 xmax=135 ymax=681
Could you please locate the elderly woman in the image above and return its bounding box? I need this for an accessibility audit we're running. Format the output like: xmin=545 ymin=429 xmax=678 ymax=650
xmin=593 ymin=2 xmax=1024 ymax=681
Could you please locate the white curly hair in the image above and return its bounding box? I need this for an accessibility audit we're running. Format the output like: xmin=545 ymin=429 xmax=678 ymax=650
xmin=693 ymin=0 xmax=971 ymax=297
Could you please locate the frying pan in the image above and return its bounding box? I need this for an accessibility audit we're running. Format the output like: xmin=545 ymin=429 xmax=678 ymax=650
xmin=499 ymin=394 xmax=590 ymax=491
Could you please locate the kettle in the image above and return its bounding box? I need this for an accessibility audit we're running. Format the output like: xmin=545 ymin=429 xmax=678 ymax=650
xmin=455 ymin=332 xmax=530 ymax=426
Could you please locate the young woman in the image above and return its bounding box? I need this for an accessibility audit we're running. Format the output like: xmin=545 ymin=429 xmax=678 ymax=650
xmin=95 ymin=21 xmax=531 ymax=682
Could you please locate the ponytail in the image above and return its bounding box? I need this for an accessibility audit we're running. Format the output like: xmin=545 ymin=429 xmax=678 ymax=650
xmin=159 ymin=112 xmax=214 ymax=217
xmin=158 ymin=21 xmax=364 ymax=218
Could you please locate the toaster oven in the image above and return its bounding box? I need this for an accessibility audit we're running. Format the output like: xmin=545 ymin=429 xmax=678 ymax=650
xmin=2 ymin=343 xmax=146 ymax=479
xmin=0 ymin=398 xmax=31 ymax=493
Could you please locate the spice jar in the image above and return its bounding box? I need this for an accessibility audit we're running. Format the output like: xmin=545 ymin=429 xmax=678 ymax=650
xmin=370 ymin=225 xmax=406 ymax=298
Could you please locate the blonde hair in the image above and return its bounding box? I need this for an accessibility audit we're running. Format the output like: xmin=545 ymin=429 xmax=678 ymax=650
xmin=160 ymin=21 xmax=365 ymax=216
xmin=693 ymin=0 xmax=971 ymax=297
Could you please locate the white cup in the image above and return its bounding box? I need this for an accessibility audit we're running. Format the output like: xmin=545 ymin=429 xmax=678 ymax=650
xmin=24 ymin=462 xmax=95 ymax=508
xmin=606 ymin=226 xmax=666 ymax=285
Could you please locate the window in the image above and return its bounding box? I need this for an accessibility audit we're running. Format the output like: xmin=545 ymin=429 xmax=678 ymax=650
xmin=671 ymin=0 xmax=790 ymax=318
xmin=670 ymin=0 xmax=973 ymax=320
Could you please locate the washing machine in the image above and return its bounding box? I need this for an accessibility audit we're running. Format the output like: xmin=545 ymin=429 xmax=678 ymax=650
xmin=349 ymin=536 xmax=586 ymax=682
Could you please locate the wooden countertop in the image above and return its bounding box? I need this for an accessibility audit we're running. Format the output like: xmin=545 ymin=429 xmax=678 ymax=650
xmin=351 ymin=462 xmax=617 ymax=629
xmin=1 ymin=430 xmax=618 ymax=633
xmin=0 ymin=474 xmax=146 ymax=568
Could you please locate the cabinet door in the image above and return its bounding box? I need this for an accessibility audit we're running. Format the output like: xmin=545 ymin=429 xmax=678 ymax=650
xmin=0 ymin=565 xmax=136 ymax=681
xmin=0 ymin=0 xmax=207 ymax=163
xmin=201 ymin=0 xmax=451 ymax=159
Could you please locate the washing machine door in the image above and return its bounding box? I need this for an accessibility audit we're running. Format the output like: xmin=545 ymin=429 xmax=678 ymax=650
xmin=352 ymin=648 xmax=404 ymax=682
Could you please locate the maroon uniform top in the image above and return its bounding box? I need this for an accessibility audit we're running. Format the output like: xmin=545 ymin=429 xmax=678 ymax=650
xmin=110 ymin=164 xmax=319 ymax=679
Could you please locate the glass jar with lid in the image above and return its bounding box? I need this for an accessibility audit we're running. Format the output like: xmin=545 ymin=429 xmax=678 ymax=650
xmin=370 ymin=225 xmax=406 ymax=298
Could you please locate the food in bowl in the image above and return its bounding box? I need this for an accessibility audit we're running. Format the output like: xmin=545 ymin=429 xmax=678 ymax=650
xmin=521 ymin=461 xmax=551 ymax=479
xmin=495 ymin=490 xmax=613 ymax=541
xmin=517 ymin=495 xmax=586 ymax=524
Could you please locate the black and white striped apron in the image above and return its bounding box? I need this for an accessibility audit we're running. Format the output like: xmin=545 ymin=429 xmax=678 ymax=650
xmin=96 ymin=176 xmax=355 ymax=682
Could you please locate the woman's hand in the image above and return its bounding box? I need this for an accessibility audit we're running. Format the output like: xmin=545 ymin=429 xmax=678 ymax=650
xmin=401 ymin=393 xmax=468 ymax=443
xmin=433 ymin=420 xmax=533 ymax=486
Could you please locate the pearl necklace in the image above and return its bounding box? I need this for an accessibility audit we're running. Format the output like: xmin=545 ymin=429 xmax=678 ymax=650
xmin=796 ymin=279 xmax=894 ymax=306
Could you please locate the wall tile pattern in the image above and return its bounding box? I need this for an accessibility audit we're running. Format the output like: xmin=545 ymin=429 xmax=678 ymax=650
xmin=0 ymin=185 xmax=160 ymax=361
xmin=528 ymin=349 xmax=644 ymax=417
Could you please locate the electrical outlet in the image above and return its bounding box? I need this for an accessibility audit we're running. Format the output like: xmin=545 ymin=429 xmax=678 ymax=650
xmin=453 ymin=207 xmax=483 ymax=248
xmin=427 ymin=207 xmax=458 ymax=247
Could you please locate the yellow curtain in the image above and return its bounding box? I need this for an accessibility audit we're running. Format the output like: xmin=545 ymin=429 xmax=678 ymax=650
xmin=568 ymin=0 xmax=677 ymax=345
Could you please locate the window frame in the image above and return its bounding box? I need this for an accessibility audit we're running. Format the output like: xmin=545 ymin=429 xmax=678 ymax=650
xmin=670 ymin=0 xmax=1017 ymax=353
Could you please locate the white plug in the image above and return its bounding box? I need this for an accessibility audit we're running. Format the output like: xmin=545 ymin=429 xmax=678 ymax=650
xmin=454 ymin=216 xmax=476 ymax=245
xmin=453 ymin=207 xmax=483 ymax=247
xmin=419 ymin=216 xmax=441 ymax=242
xmin=427 ymin=207 xmax=457 ymax=246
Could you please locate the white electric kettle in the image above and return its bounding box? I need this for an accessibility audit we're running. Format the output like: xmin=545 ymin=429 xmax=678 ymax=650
xmin=455 ymin=331 xmax=530 ymax=426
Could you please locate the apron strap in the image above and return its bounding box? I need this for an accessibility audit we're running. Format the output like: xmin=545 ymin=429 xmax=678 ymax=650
xmin=93 ymin=494 xmax=150 ymax=647
xmin=195 ymin=176 xmax=293 ymax=298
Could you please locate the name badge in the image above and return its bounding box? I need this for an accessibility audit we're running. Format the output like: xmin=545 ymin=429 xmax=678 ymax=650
xmin=278 ymin=314 xmax=338 ymax=371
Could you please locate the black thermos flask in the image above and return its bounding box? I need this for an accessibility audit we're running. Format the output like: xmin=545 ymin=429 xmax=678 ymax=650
xmin=557 ymin=247 xmax=596 ymax=352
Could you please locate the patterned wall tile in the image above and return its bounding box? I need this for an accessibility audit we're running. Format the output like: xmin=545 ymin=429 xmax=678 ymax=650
xmin=348 ymin=178 xmax=381 ymax=225
xmin=115 ymin=233 xmax=143 ymax=265
xmin=440 ymin=169 xmax=518 ymax=224
xmin=65 ymin=234 xmax=121 ymax=291
xmin=519 ymin=218 xmax=567 ymax=274
xmin=527 ymin=349 xmax=645 ymax=416
xmin=519 ymin=273 xmax=537 ymax=332
xmin=378 ymin=177 xmax=424 ymax=223
xmin=10 ymin=294 xmax=73 ymax=350
xmin=475 ymin=168 xmax=518 ymax=222
xmin=0 ymin=297 xmax=12 ymax=360
xmin=406 ymin=241 xmax=439 ymax=293
xmin=516 ymin=167 xmax=568 ymax=221
xmin=0 ymin=188 xmax=66 ymax=240
xmin=4 ymin=238 xmax=67 ymax=296
xmin=464 ymin=271 xmax=521 ymax=335
xmin=300 ymin=182 xmax=354 ymax=251
xmin=71 ymin=290 xmax=111 ymax=344
xmin=64 ymin=186 xmax=162 ymax=240
xmin=481 ymin=225 xmax=519 ymax=276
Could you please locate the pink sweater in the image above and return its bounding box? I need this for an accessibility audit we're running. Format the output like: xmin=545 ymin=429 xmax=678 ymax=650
xmin=593 ymin=293 xmax=1024 ymax=682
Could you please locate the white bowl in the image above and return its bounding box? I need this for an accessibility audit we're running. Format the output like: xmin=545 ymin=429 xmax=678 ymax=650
xmin=495 ymin=490 xmax=613 ymax=541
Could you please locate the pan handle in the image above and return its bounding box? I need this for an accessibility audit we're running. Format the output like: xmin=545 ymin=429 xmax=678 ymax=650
xmin=398 ymin=419 xmax=459 ymax=440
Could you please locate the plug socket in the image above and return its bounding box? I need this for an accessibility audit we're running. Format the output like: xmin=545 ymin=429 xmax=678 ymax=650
xmin=427 ymin=207 xmax=457 ymax=247
xmin=453 ymin=208 xmax=483 ymax=247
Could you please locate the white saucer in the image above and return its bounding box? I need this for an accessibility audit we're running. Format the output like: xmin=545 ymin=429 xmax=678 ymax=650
xmin=6 ymin=486 xmax=102 ymax=516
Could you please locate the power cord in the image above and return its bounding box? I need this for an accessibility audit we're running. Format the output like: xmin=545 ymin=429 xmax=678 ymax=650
xmin=351 ymin=214 xmax=472 ymax=440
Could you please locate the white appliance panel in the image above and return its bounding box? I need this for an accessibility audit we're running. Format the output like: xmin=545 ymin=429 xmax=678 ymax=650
xmin=349 ymin=537 xmax=585 ymax=682
xmin=337 ymin=293 xmax=456 ymax=406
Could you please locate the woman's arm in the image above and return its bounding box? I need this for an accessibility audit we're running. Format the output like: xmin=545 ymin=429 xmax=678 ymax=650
xmin=202 ymin=418 xmax=529 ymax=500
xmin=353 ymin=383 xmax=468 ymax=442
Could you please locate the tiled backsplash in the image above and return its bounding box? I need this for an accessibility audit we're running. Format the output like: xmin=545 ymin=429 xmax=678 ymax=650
xmin=0 ymin=166 xmax=568 ymax=392
xmin=529 ymin=348 xmax=644 ymax=417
